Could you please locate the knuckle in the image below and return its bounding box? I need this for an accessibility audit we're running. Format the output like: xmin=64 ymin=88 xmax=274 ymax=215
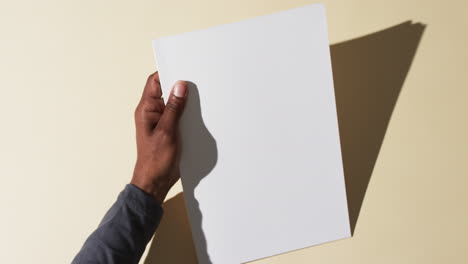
xmin=135 ymin=101 xmax=150 ymax=115
xmin=141 ymin=100 xmax=157 ymax=112
xmin=165 ymin=102 xmax=180 ymax=112
xmin=135 ymin=101 xmax=160 ymax=122
xmin=134 ymin=104 xmax=142 ymax=118
xmin=165 ymin=97 xmax=183 ymax=112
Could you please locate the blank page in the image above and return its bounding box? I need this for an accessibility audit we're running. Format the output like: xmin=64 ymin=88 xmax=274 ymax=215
xmin=152 ymin=4 xmax=350 ymax=263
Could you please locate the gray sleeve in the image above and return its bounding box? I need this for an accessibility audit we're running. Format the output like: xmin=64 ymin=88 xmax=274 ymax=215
xmin=72 ymin=184 xmax=163 ymax=264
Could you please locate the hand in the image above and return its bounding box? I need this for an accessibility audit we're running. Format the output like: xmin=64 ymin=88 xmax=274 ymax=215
xmin=131 ymin=72 xmax=188 ymax=204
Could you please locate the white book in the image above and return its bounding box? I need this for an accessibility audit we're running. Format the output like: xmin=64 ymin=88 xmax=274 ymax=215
xmin=152 ymin=3 xmax=350 ymax=263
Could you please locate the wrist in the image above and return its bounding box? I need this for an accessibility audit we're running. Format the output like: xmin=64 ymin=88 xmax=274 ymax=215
xmin=130 ymin=177 xmax=169 ymax=204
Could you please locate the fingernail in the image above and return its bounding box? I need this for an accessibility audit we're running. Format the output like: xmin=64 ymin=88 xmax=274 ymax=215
xmin=173 ymin=81 xmax=187 ymax=98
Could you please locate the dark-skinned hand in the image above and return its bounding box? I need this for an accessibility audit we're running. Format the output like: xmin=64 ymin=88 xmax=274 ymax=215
xmin=131 ymin=72 xmax=187 ymax=204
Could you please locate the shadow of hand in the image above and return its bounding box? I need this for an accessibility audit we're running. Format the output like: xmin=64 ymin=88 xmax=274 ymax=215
xmin=145 ymin=83 xmax=217 ymax=264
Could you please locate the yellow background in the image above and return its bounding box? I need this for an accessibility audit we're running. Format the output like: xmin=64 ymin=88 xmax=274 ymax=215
xmin=1 ymin=0 xmax=467 ymax=263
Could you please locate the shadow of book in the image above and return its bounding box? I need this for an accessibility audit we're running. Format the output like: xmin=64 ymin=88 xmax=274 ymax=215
xmin=331 ymin=21 xmax=425 ymax=234
xmin=144 ymin=21 xmax=426 ymax=264
xmin=144 ymin=193 xmax=198 ymax=264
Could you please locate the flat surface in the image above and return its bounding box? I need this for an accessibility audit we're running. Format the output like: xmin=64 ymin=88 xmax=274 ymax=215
xmin=152 ymin=4 xmax=350 ymax=263
xmin=1 ymin=0 xmax=468 ymax=264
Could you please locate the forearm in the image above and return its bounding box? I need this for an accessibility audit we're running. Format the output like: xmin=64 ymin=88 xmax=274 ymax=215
xmin=72 ymin=184 xmax=163 ymax=264
xmin=73 ymin=73 xmax=186 ymax=263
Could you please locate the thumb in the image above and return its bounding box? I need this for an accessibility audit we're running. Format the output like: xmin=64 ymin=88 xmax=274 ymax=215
xmin=157 ymin=80 xmax=188 ymax=134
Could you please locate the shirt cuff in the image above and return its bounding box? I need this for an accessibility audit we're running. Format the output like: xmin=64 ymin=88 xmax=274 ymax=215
xmin=121 ymin=184 xmax=164 ymax=221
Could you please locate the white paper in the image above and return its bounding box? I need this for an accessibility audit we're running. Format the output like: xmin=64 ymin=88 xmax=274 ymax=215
xmin=152 ymin=3 xmax=350 ymax=263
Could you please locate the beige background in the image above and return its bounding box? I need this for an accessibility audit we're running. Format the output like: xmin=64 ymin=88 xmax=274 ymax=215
xmin=1 ymin=0 xmax=467 ymax=263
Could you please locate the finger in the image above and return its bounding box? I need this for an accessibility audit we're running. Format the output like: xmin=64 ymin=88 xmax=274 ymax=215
xmin=157 ymin=80 xmax=188 ymax=135
xmin=141 ymin=72 xmax=162 ymax=99
xmin=135 ymin=72 xmax=165 ymax=133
